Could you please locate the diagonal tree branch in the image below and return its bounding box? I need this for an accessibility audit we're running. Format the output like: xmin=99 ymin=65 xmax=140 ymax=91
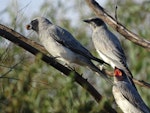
xmin=0 ymin=24 xmax=102 ymax=103
xmin=104 ymin=70 xmax=150 ymax=89
xmin=133 ymin=78 xmax=150 ymax=89
xmin=85 ymin=0 xmax=150 ymax=51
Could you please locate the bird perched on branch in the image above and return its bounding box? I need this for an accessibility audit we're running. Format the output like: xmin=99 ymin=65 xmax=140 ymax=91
xmin=26 ymin=17 xmax=109 ymax=80
xmin=113 ymin=68 xmax=150 ymax=113
xmin=83 ymin=17 xmax=135 ymax=87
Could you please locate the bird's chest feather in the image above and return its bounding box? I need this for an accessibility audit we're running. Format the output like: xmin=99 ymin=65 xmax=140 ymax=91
xmin=92 ymin=30 xmax=117 ymax=68
xmin=112 ymin=86 xmax=142 ymax=113
xmin=92 ymin=29 xmax=110 ymax=49
xmin=39 ymin=33 xmax=60 ymax=54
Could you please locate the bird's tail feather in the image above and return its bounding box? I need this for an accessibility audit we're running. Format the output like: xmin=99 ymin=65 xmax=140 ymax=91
xmin=91 ymin=57 xmax=109 ymax=66
xmin=87 ymin=61 xmax=112 ymax=83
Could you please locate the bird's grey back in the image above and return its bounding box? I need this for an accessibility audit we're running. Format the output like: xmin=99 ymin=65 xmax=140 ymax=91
xmin=92 ymin=25 xmax=127 ymax=68
xmin=47 ymin=24 xmax=97 ymax=59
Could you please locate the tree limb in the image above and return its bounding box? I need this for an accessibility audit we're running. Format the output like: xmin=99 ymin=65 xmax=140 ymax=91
xmin=85 ymin=0 xmax=150 ymax=51
xmin=104 ymin=70 xmax=150 ymax=89
xmin=133 ymin=78 xmax=150 ymax=89
xmin=0 ymin=24 xmax=102 ymax=103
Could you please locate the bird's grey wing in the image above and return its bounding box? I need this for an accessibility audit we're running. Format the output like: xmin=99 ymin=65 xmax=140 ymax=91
xmin=100 ymin=30 xmax=136 ymax=82
xmin=94 ymin=29 xmax=127 ymax=67
xmin=49 ymin=26 xmax=95 ymax=59
xmin=118 ymin=82 xmax=150 ymax=113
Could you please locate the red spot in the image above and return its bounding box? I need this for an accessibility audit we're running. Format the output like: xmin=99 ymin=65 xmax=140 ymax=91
xmin=114 ymin=68 xmax=122 ymax=77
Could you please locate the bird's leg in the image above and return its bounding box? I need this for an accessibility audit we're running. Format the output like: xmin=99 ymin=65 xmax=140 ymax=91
xmin=52 ymin=56 xmax=60 ymax=60
xmin=64 ymin=63 xmax=74 ymax=70
xmin=47 ymin=54 xmax=60 ymax=61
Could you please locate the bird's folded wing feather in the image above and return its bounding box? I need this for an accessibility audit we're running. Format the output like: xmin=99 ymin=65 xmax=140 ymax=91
xmin=95 ymin=29 xmax=127 ymax=65
xmin=118 ymin=82 xmax=150 ymax=113
xmin=49 ymin=26 xmax=94 ymax=58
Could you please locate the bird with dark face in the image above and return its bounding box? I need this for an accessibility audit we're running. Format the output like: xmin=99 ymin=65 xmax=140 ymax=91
xmin=113 ymin=68 xmax=150 ymax=113
xmin=26 ymin=17 xmax=110 ymax=81
xmin=83 ymin=17 xmax=136 ymax=88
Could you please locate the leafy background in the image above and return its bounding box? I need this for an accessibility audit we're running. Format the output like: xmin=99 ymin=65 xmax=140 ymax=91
xmin=0 ymin=0 xmax=150 ymax=113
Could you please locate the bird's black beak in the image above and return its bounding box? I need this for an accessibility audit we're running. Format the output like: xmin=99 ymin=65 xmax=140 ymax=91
xmin=83 ymin=19 xmax=90 ymax=23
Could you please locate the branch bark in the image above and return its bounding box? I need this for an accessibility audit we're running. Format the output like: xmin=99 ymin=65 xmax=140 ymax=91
xmin=104 ymin=70 xmax=150 ymax=89
xmin=0 ymin=24 xmax=102 ymax=102
xmin=85 ymin=0 xmax=150 ymax=51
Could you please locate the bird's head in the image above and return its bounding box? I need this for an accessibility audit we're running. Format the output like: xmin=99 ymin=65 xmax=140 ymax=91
xmin=114 ymin=68 xmax=127 ymax=81
xmin=26 ymin=19 xmax=39 ymax=32
xmin=83 ymin=17 xmax=105 ymax=29
xmin=26 ymin=17 xmax=51 ymax=33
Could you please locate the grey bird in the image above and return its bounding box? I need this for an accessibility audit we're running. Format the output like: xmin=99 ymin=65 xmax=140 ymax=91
xmin=26 ymin=17 xmax=109 ymax=80
xmin=83 ymin=17 xmax=135 ymax=87
xmin=113 ymin=68 xmax=150 ymax=113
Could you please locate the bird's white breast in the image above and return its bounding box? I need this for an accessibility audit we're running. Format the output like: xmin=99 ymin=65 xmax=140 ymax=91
xmin=112 ymin=86 xmax=143 ymax=113
xmin=97 ymin=50 xmax=116 ymax=68
xmin=92 ymin=29 xmax=116 ymax=68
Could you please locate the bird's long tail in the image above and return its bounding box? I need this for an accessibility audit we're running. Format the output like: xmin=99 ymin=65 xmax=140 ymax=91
xmin=87 ymin=60 xmax=112 ymax=83
xmin=91 ymin=56 xmax=109 ymax=66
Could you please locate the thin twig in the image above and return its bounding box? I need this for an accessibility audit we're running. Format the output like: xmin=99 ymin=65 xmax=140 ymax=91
xmin=0 ymin=61 xmax=21 ymax=77
xmin=0 ymin=76 xmax=20 ymax=81
xmin=0 ymin=76 xmax=52 ymax=90
xmin=133 ymin=78 xmax=150 ymax=89
xmin=115 ymin=6 xmax=118 ymax=22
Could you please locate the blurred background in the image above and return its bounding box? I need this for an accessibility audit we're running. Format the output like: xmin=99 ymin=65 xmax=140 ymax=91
xmin=0 ymin=0 xmax=150 ymax=113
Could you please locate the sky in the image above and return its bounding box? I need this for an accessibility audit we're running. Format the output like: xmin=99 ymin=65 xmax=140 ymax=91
xmin=0 ymin=0 xmax=107 ymax=24
xmin=0 ymin=0 xmax=45 ymax=23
